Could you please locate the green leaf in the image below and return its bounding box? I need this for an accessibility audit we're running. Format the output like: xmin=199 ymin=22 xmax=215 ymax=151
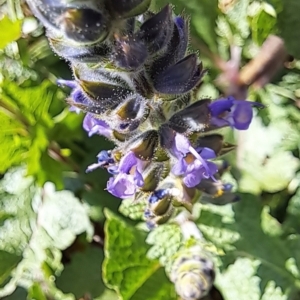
xmin=28 ymin=283 xmax=48 ymax=300
xmin=103 ymin=209 xmax=176 ymax=300
xmin=0 ymin=168 xmax=94 ymax=299
xmin=216 ymin=258 xmax=287 ymax=300
xmin=0 ymin=251 xmax=22 ymax=286
xmin=186 ymin=0 xmax=219 ymax=53
xmin=38 ymin=182 xmax=93 ymax=250
xmin=225 ymin=0 xmax=250 ymax=39
xmin=0 ymin=16 xmax=22 ymax=49
xmin=1 ymin=80 xmax=54 ymax=127
xmin=56 ymin=246 xmax=117 ymax=299
xmin=82 ymin=188 xmax=121 ymax=223
xmin=238 ymin=115 xmax=299 ymax=194
xmin=251 ymin=6 xmax=277 ymax=46
xmin=119 ymin=197 xmax=147 ymax=221
xmin=277 ymin=0 xmax=300 ymax=59
xmin=197 ymin=195 xmax=300 ymax=298
xmin=146 ymin=224 xmax=183 ymax=274
xmin=0 ymin=81 xmax=56 ymax=178
xmin=284 ymin=187 xmax=300 ymax=234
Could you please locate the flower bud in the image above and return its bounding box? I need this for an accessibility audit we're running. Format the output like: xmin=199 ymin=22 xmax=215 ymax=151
xmin=145 ymin=206 xmax=174 ymax=228
xmin=197 ymin=180 xmax=240 ymax=205
xmin=106 ymin=0 xmax=151 ymax=19
xmin=148 ymin=16 xmax=189 ymax=76
xmin=196 ymin=134 xmax=236 ymax=157
xmin=79 ymin=80 xmax=132 ymax=112
xmin=48 ymin=32 xmax=111 ymax=62
xmin=170 ymin=246 xmax=215 ymax=300
xmin=112 ymin=95 xmax=149 ymax=133
xmin=57 ymin=8 xmax=110 ymax=44
xmin=141 ymin=162 xmax=170 ymax=192
xmin=129 ymin=130 xmax=159 ymax=160
xmin=27 ymin=0 xmax=111 ymax=44
xmin=145 ymin=189 xmax=175 ymax=228
xmin=166 ymin=99 xmax=211 ymax=134
xmin=138 ymin=5 xmax=174 ymax=55
xmin=152 ymin=54 xmax=204 ymax=94
xmin=112 ymin=34 xmax=148 ymax=71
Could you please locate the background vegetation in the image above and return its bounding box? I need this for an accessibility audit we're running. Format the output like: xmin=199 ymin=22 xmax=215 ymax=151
xmin=1 ymin=0 xmax=300 ymax=299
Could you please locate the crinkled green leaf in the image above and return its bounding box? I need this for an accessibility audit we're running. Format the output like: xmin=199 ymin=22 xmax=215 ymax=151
xmin=251 ymin=6 xmax=277 ymax=45
xmin=238 ymin=115 xmax=299 ymax=194
xmin=0 ymin=168 xmax=94 ymax=299
xmin=284 ymin=187 xmax=300 ymax=234
xmin=0 ymin=81 xmax=63 ymax=186
xmin=119 ymin=197 xmax=147 ymax=220
xmin=146 ymin=224 xmax=183 ymax=274
xmin=225 ymin=0 xmax=250 ymax=39
xmin=216 ymin=258 xmax=287 ymax=300
xmin=0 ymin=16 xmax=22 ymax=49
xmin=0 ymin=168 xmax=62 ymax=298
xmin=197 ymin=195 xmax=300 ymax=297
xmin=277 ymin=0 xmax=300 ymax=59
xmin=1 ymin=80 xmax=54 ymax=127
xmin=38 ymin=182 xmax=93 ymax=250
xmin=103 ymin=209 xmax=176 ymax=300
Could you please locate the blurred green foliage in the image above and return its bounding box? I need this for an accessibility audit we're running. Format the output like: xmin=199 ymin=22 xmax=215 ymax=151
xmin=1 ymin=0 xmax=300 ymax=299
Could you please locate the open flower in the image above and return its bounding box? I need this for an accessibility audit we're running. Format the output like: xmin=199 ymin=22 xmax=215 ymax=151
xmin=170 ymin=133 xmax=218 ymax=187
xmin=83 ymin=114 xmax=112 ymax=138
xmin=86 ymin=150 xmax=115 ymax=173
xmin=208 ymin=96 xmax=263 ymax=130
xmin=107 ymin=151 xmax=144 ymax=198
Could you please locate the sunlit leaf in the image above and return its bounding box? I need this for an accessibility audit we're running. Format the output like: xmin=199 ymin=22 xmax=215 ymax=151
xmin=103 ymin=209 xmax=176 ymax=300
xmin=0 ymin=16 xmax=22 ymax=49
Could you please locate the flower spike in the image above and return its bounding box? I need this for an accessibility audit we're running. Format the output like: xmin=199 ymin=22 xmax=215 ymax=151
xmin=28 ymin=1 xmax=265 ymax=297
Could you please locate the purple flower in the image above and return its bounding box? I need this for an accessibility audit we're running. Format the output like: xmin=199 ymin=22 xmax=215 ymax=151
xmin=58 ymin=79 xmax=90 ymax=113
xmin=107 ymin=151 xmax=144 ymax=199
xmin=83 ymin=114 xmax=112 ymax=138
xmin=57 ymin=79 xmax=77 ymax=89
xmin=208 ymin=96 xmax=263 ymax=130
xmin=170 ymin=133 xmax=218 ymax=187
xmin=86 ymin=150 xmax=115 ymax=173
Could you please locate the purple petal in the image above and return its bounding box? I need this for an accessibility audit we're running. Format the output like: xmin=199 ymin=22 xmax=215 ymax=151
xmin=232 ymin=102 xmax=253 ymax=130
xmin=206 ymin=161 xmax=218 ymax=177
xmin=72 ymin=89 xmax=88 ymax=104
xmin=107 ymin=174 xmax=136 ymax=198
xmin=171 ymin=157 xmax=188 ymax=175
xmin=86 ymin=163 xmax=103 ymax=173
xmin=198 ymin=147 xmax=216 ymax=160
xmin=208 ymin=97 xmax=234 ymax=117
xmin=173 ymin=133 xmax=190 ymax=155
xmin=183 ymin=160 xmax=204 ymax=187
xmin=118 ymin=151 xmax=138 ymax=174
xmin=183 ymin=168 xmax=203 ymax=187
xmin=57 ymin=79 xmax=77 ymax=89
xmin=83 ymin=114 xmax=111 ymax=137
xmin=69 ymin=106 xmax=82 ymax=114
xmin=223 ymin=183 xmax=233 ymax=191
xmin=134 ymin=170 xmax=144 ymax=187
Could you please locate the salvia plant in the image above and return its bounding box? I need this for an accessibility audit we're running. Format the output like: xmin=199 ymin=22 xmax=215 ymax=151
xmin=3 ymin=0 xmax=300 ymax=298
xmin=23 ymin=0 xmax=267 ymax=299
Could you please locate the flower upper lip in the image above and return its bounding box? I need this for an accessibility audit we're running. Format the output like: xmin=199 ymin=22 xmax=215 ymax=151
xmin=209 ymin=96 xmax=264 ymax=130
xmin=169 ymin=133 xmax=218 ymax=188
xmin=106 ymin=151 xmax=145 ymax=198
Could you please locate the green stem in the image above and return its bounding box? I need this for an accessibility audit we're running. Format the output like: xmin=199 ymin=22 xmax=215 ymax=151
xmin=0 ymin=98 xmax=31 ymax=128
xmin=48 ymin=142 xmax=80 ymax=173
